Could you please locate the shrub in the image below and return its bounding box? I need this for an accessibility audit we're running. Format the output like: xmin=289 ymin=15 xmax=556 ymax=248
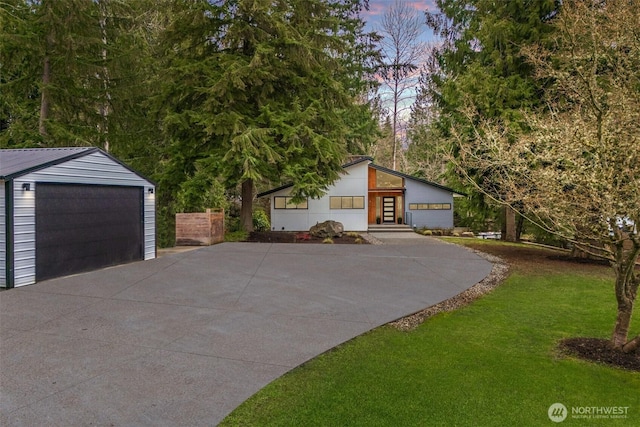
xmin=323 ymin=238 xmax=334 ymax=244
xmin=226 ymin=216 xmax=241 ymax=233
xmin=175 ymin=169 xmax=228 ymax=214
xmin=252 ymin=209 xmax=270 ymax=232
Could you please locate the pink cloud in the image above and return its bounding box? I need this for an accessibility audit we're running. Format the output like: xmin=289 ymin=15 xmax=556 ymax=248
xmin=362 ymin=0 xmax=437 ymax=18
xmin=361 ymin=1 xmax=440 ymax=44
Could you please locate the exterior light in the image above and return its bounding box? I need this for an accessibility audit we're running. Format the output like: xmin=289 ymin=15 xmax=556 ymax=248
xmin=22 ymin=183 xmax=31 ymax=191
xmin=148 ymin=188 xmax=154 ymax=194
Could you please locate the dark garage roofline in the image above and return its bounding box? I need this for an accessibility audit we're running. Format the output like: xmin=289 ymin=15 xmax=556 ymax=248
xmin=0 ymin=147 xmax=155 ymax=184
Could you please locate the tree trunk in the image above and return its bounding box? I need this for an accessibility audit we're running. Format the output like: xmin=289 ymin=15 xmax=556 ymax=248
xmin=99 ymin=2 xmax=110 ymax=152
xmin=622 ymin=334 xmax=640 ymax=354
xmin=611 ymin=299 xmax=634 ymax=351
xmin=502 ymin=205 xmax=517 ymax=242
xmin=39 ymin=55 xmax=51 ymax=136
xmin=240 ymin=179 xmax=254 ymax=232
xmin=610 ymin=237 xmax=639 ymax=352
xmin=392 ymin=75 xmax=399 ymax=170
xmin=516 ymin=212 xmax=525 ymax=242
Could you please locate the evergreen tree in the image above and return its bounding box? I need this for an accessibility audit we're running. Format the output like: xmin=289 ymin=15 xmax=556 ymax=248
xmin=1 ymin=0 xmax=46 ymax=147
xmin=157 ymin=0 xmax=378 ymax=232
xmin=417 ymin=0 xmax=559 ymax=239
xmin=0 ymin=0 xmax=159 ymax=160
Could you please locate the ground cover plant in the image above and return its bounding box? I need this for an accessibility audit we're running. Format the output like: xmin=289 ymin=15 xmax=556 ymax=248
xmin=221 ymin=240 xmax=639 ymax=426
xmin=245 ymin=231 xmax=368 ymax=244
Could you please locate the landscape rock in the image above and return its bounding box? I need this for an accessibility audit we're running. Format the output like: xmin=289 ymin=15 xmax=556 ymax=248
xmin=461 ymin=231 xmax=475 ymax=238
xmin=310 ymin=220 xmax=344 ymax=238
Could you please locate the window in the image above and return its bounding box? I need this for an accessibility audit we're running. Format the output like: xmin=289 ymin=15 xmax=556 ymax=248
xmin=375 ymin=170 xmax=403 ymax=188
xmin=330 ymin=196 xmax=365 ymax=209
xmin=409 ymin=203 xmax=452 ymax=210
xmin=274 ymin=196 xmax=308 ymax=209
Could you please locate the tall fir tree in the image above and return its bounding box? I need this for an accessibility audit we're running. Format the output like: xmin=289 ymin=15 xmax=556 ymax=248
xmin=157 ymin=0 xmax=379 ymax=233
xmin=0 ymin=0 xmax=159 ymax=163
xmin=418 ymin=0 xmax=560 ymax=239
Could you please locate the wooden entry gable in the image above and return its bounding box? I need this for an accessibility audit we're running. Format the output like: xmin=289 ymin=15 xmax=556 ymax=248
xmin=368 ymin=166 xmax=405 ymax=224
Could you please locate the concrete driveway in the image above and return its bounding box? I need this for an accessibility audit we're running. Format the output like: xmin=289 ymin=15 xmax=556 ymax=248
xmin=1 ymin=237 xmax=492 ymax=426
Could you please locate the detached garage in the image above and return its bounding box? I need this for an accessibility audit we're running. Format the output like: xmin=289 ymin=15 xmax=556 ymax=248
xmin=1 ymin=147 xmax=156 ymax=288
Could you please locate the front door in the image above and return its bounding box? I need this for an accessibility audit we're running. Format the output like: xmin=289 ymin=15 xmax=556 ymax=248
xmin=382 ymin=197 xmax=395 ymax=223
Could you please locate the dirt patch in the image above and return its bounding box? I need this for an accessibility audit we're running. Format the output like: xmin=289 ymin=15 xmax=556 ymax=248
xmin=559 ymin=338 xmax=640 ymax=372
xmin=548 ymin=254 xmax=610 ymax=266
xmin=246 ymin=231 xmax=368 ymax=244
xmin=463 ymin=242 xmax=613 ymax=277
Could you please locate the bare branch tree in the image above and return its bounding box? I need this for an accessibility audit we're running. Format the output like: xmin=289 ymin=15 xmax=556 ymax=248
xmin=452 ymin=0 xmax=640 ymax=353
xmin=377 ymin=0 xmax=427 ymax=170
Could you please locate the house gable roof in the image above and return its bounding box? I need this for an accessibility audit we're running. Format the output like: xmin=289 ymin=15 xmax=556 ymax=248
xmin=1 ymin=147 xmax=96 ymax=179
xmin=256 ymin=156 xmax=373 ymax=198
xmin=0 ymin=147 xmax=154 ymax=184
xmin=257 ymin=157 xmax=466 ymax=198
xmin=369 ymin=164 xmax=466 ymax=196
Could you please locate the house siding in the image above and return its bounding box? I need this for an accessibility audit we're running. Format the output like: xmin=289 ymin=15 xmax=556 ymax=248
xmin=264 ymin=160 xmax=460 ymax=232
xmin=269 ymin=161 xmax=369 ymax=231
xmin=9 ymin=151 xmax=155 ymax=287
xmin=404 ymin=179 xmax=455 ymax=229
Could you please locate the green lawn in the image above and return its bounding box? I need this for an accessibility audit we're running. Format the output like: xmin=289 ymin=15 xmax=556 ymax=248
xmin=220 ymin=240 xmax=640 ymax=426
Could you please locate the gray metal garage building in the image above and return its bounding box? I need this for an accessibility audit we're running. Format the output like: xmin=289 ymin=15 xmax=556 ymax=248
xmin=1 ymin=147 xmax=156 ymax=288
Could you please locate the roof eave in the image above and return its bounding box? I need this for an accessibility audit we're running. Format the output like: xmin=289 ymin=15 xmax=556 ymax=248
xmin=257 ymin=156 xmax=373 ymax=198
xmin=0 ymin=147 xmax=98 ymax=180
xmin=369 ymin=163 xmax=466 ymax=196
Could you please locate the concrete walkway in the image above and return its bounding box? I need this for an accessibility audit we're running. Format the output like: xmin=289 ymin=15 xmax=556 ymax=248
xmin=0 ymin=237 xmax=492 ymax=426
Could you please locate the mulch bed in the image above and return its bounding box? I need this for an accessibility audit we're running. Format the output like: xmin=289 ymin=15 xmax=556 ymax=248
xmin=246 ymin=231 xmax=368 ymax=244
xmin=559 ymin=337 xmax=640 ymax=372
xmin=548 ymin=255 xmax=611 ymax=266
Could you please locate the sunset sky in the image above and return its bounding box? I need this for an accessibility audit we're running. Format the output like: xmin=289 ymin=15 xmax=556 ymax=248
xmin=362 ymin=1 xmax=440 ymax=118
xmin=362 ymin=0 xmax=439 ymax=43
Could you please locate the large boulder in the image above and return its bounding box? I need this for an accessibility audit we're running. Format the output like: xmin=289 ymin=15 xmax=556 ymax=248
xmin=310 ymin=220 xmax=344 ymax=238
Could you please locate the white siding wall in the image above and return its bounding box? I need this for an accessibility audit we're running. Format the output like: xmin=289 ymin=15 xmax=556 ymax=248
xmin=143 ymin=191 xmax=156 ymax=260
xmin=12 ymin=179 xmax=36 ymax=286
xmin=11 ymin=152 xmax=155 ymax=287
xmin=404 ymin=180 xmax=455 ymax=229
xmin=0 ymin=180 xmax=5 ymax=287
xmin=269 ymin=161 xmax=369 ymax=231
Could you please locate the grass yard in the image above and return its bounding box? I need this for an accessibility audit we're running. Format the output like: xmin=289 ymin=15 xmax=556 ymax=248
xmin=220 ymin=239 xmax=640 ymax=426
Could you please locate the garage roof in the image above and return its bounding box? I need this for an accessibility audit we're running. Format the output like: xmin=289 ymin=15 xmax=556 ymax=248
xmin=0 ymin=147 xmax=96 ymax=179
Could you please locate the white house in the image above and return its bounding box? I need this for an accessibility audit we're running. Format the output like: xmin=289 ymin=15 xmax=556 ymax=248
xmin=1 ymin=147 xmax=155 ymax=288
xmin=257 ymin=157 xmax=464 ymax=232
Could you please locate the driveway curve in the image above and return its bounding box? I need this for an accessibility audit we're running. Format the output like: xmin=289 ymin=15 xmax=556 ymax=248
xmin=0 ymin=237 xmax=492 ymax=426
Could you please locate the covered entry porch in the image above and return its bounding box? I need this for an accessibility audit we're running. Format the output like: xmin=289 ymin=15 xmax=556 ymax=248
xmin=367 ymin=166 xmax=405 ymax=225
xmin=367 ymin=191 xmax=405 ymax=225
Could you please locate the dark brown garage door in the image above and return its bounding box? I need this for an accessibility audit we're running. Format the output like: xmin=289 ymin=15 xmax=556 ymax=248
xmin=36 ymin=183 xmax=143 ymax=281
